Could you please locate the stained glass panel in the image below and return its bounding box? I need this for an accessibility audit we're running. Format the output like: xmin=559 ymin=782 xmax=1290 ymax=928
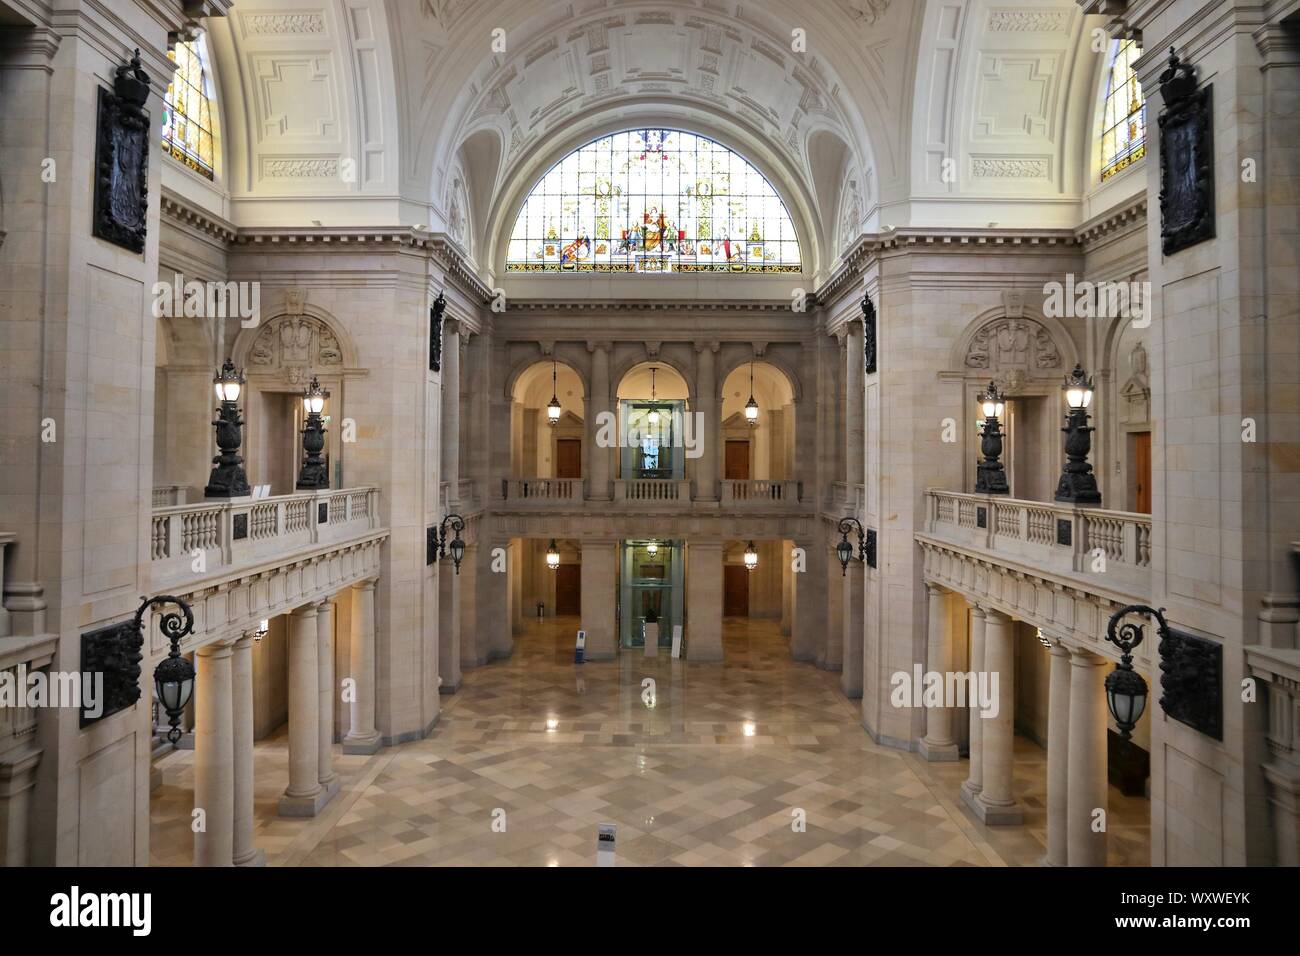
xmin=162 ymin=37 xmax=217 ymax=181
xmin=1100 ymin=39 xmax=1146 ymax=181
xmin=505 ymin=129 xmax=802 ymax=274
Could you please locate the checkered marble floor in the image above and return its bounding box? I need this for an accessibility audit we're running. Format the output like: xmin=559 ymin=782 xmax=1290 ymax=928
xmin=150 ymin=617 xmax=1150 ymax=866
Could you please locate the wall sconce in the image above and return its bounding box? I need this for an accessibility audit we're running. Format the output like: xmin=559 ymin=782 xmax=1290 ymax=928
xmin=431 ymin=513 xmax=467 ymax=574
xmin=148 ymin=596 xmax=197 ymax=743
xmin=835 ymin=517 xmax=867 ymax=575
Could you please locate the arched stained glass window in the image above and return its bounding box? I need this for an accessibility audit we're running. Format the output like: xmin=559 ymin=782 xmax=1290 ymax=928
xmin=162 ymin=37 xmax=217 ymax=180
xmin=1100 ymin=39 xmax=1146 ymax=181
xmin=506 ymin=129 xmax=802 ymax=274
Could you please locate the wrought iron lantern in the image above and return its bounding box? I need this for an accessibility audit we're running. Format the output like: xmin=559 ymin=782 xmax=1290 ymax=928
xmin=743 ymin=541 xmax=759 ymax=571
xmin=1104 ymin=605 xmax=1157 ymax=740
xmin=547 ymin=359 xmax=562 ymax=426
xmin=836 ymin=516 xmax=867 ymax=575
xmin=205 ymin=359 xmax=250 ymax=498
xmin=546 ymin=539 xmax=561 ymax=570
xmin=744 ymin=360 xmax=759 ymax=426
xmin=1055 ymin=363 xmax=1102 ymax=505
xmin=645 ymin=539 xmax=658 ymax=556
xmin=974 ymin=381 xmax=1009 ymax=495
xmin=148 ymin=595 xmax=197 ymax=744
xmin=432 ymin=513 xmax=467 ymax=574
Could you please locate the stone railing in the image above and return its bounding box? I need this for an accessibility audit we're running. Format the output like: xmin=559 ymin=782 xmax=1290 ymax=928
xmin=501 ymin=477 xmax=584 ymax=504
xmin=150 ymin=487 xmax=380 ymax=586
xmin=614 ymin=478 xmax=692 ymax=504
xmin=925 ymin=489 xmax=1152 ymax=598
xmin=721 ymin=479 xmax=802 ymax=507
xmin=151 ymin=485 xmax=188 ymax=508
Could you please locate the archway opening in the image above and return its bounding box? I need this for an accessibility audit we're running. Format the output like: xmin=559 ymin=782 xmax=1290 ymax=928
xmin=720 ymin=361 xmax=796 ymax=482
xmin=511 ymin=361 xmax=586 ymax=479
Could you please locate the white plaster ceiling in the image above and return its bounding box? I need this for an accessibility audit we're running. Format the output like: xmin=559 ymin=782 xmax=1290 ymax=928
xmin=201 ymin=0 xmax=1109 ymax=275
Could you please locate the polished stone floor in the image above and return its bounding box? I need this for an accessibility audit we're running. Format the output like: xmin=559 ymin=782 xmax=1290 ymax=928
xmin=150 ymin=617 xmax=1150 ymax=866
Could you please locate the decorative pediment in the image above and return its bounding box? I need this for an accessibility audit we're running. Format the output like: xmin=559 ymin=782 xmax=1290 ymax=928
xmin=964 ymin=317 xmax=1063 ymax=375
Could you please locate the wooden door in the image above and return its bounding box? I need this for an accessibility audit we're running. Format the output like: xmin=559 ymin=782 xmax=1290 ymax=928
xmin=723 ymin=564 xmax=749 ymax=617
xmin=555 ymin=563 xmax=581 ymax=616
xmin=725 ymin=440 xmax=750 ymax=480
xmin=1133 ymin=431 xmax=1152 ymax=514
xmin=556 ymin=439 xmax=582 ymax=478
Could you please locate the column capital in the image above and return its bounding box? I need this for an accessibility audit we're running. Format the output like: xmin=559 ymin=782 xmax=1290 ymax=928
xmin=586 ymin=340 xmax=613 ymax=354
xmin=291 ymin=602 xmax=320 ymax=619
xmin=196 ymin=638 xmax=236 ymax=658
xmin=970 ymin=603 xmax=987 ymax=620
xmin=924 ymin=581 xmax=948 ymax=598
xmin=694 ymin=340 xmax=720 ymax=355
xmin=353 ymin=576 xmax=379 ymax=592
xmin=982 ymin=605 xmax=1011 ymax=624
xmin=1068 ymin=645 xmax=1109 ymax=666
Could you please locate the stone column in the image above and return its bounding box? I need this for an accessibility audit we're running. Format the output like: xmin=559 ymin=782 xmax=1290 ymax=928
xmin=195 ymin=640 xmax=235 ymax=865
xmin=1067 ymin=647 xmax=1109 ymax=866
xmin=441 ymin=319 xmax=462 ymax=498
xmin=458 ymin=543 xmax=483 ymax=667
xmin=231 ymin=632 xmax=263 ymax=866
xmin=693 ymin=341 xmax=719 ymax=502
xmin=792 ymin=540 xmax=827 ymax=662
xmin=581 ymin=539 xmax=618 ymax=660
xmin=840 ymin=559 xmax=864 ymax=697
xmin=0 ymin=749 xmax=41 ymax=867
xmin=844 ymin=318 xmax=865 ymax=486
xmin=316 ymin=598 xmax=339 ymax=798
xmin=438 ymin=561 xmax=462 ymax=692
xmin=920 ymin=583 xmax=958 ymax=760
xmin=960 ymin=606 xmax=987 ymax=806
xmin=280 ymin=606 xmax=326 ymax=816
xmin=974 ymin=608 xmax=1022 ymax=824
xmin=781 ymin=544 xmax=793 ymax=637
xmin=1046 ymin=640 xmax=1072 ymax=867
xmin=826 ymin=547 xmax=845 ymax=681
xmin=686 ymin=540 xmax=724 ymax=661
xmin=587 ymin=341 xmax=612 ymax=500
xmin=343 ymin=578 xmax=382 ymax=754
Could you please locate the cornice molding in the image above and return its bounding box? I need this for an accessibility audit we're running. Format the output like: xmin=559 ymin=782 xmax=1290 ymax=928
xmin=160 ymin=188 xmax=236 ymax=243
xmin=1075 ymin=195 xmax=1148 ymax=251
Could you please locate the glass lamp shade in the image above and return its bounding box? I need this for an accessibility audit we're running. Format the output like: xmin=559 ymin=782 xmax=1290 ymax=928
xmin=743 ymin=541 xmax=759 ymax=570
xmin=449 ymin=535 xmax=466 ymax=567
xmin=213 ymin=359 xmax=244 ymax=402
xmin=977 ymin=382 xmax=1004 ymax=420
xmin=646 ymin=540 xmax=658 ymax=556
xmin=836 ymin=537 xmax=853 ymax=572
xmin=1104 ymin=665 xmax=1148 ymax=737
xmin=153 ymin=654 xmax=196 ymax=715
xmin=647 ymin=407 xmax=661 ymax=426
xmin=546 ymin=540 xmax=560 ymax=570
xmin=1064 ymin=364 xmax=1094 ymax=409
xmin=547 ymin=397 xmax=562 ymax=424
xmin=744 ymin=395 xmax=759 ymax=424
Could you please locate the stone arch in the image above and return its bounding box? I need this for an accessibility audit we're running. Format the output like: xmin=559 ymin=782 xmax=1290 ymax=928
xmin=949 ymin=303 xmax=1078 ymax=394
xmin=716 ymin=350 xmax=802 ymax=404
xmin=611 ymin=353 xmax=695 ymax=402
xmin=504 ymin=350 xmax=591 ymax=403
xmin=231 ymin=293 xmax=361 ymax=386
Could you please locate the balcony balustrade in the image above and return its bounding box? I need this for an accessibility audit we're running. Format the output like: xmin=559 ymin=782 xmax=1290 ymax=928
xmin=501 ymin=477 xmax=585 ymax=505
xmin=150 ymin=487 xmax=381 ymax=586
xmin=721 ymin=479 xmax=802 ymax=507
xmin=924 ymin=489 xmax=1152 ymax=599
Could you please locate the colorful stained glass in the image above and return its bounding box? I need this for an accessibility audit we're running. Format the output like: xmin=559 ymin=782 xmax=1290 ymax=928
xmin=161 ymin=37 xmax=217 ymax=181
xmin=1100 ymin=39 xmax=1146 ymax=181
xmin=505 ymin=129 xmax=802 ymax=274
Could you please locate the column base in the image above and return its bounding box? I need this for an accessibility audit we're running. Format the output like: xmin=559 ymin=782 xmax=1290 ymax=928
xmin=970 ymin=792 xmax=1024 ymax=826
xmin=278 ymin=784 xmax=333 ymax=818
xmin=439 ymin=678 xmax=461 ymax=695
xmin=342 ymin=731 xmax=382 ymax=755
xmin=234 ymin=847 xmax=267 ymax=867
xmin=919 ymin=738 xmax=960 ymax=761
xmin=959 ymin=780 xmax=982 ymax=808
xmin=317 ymin=775 xmax=341 ymax=801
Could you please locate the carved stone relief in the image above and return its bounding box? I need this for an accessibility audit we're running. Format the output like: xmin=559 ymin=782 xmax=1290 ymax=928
xmin=964 ymin=317 xmax=1064 ymax=383
xmin=248 ymin=314 xmax=346 ymax=383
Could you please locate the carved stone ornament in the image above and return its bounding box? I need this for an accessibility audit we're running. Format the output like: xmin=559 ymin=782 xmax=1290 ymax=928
xmin=1159 ymin=626 xmax=1223 ymax=740
xmin=429 ymin=292 xmax=446 ymax=372
xmin=80 ymin=618 xmax=145 ymax=727
xmin=1158 ymin=48 xmax=1215 ymax=255
xmin=965 ymin=318 xmax=1063 ymax=375
xmin=862 ymin=292 xmax=877 ymax=375
xmin=92 ymin=50 xmax=151 ymax=253
xmin=248 ymin=315 xmax=345 ymax=371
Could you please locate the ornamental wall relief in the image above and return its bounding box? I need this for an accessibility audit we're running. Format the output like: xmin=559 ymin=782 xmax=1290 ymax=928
xmin=247 ymin=311 xmax=346 ymax=385
xmin=964 ymin=317 xmax=1063 ymax=376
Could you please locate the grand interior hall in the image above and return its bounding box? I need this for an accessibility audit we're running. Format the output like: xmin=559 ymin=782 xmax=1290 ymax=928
xmin=0 ymin=0 xmax=1297 ymax=899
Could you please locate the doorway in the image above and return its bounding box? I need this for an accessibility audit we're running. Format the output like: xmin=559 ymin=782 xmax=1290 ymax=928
xmin=1129 ymin=431 xmax=1152 ymax=513
xmin=555 ymin=438 xmax=582 ymax=479
xmin=723 ymin=564 xmax=749 ymax=617
xmin=619 ymin=540 xmax=683 ymax=648
xmin=725 ymin=440 xmax=750 ymax=480
xmin=554 ymin=563 xmax=581 ymax=615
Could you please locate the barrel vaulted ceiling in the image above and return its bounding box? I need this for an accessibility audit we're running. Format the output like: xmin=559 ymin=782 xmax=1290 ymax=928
xmin=202 ymin=0 xmax=1111 ymax=282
